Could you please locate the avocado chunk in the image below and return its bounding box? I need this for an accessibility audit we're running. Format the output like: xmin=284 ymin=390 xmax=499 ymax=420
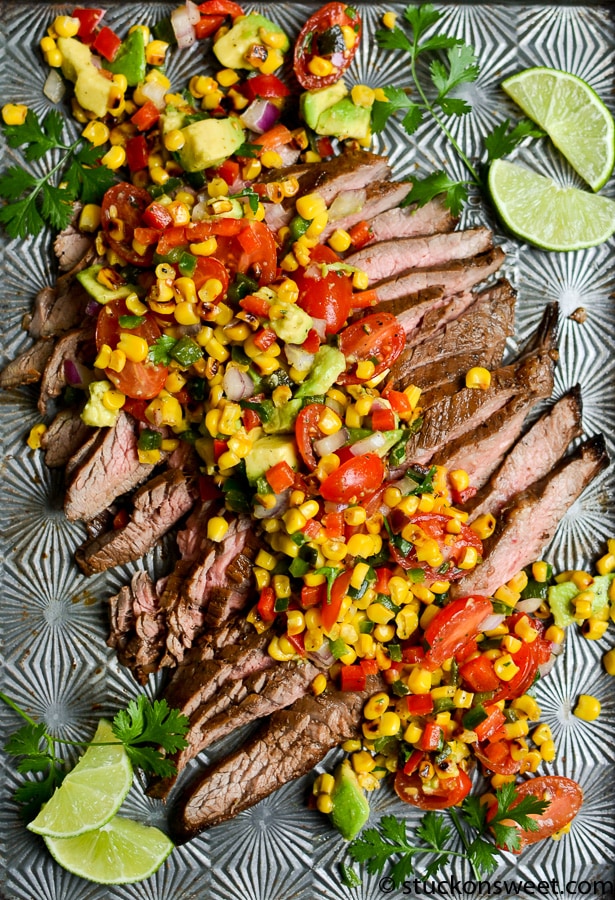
xmin=548 ymin=574 xmax=612 ymax=629
xmin=268 ymin=300 xmax=313 ymax=345
xmin=213 ymin=13 xmax=289 ymax=70
xmin=81 ymin=381 xmax=120 ymax=428
xmin=328 ymin=761 xmax=370 ymax=841
xmin=295 ymin=345 xmax=346 ymax=399
xmin=300 ymin=80 xmax=348 ymax=130
xmin=262 ymin=399 xmax=302 ymax=435
xmin=57 ymin=36 xmax=112 ymax=118
xmin=316 ymin=98 xmax=372 ymax=140
xmin=178 ymin=117 xmax=245 ymax=172
xmin=106 ymin=29 xmax=147 ymax=86
xmin=245 ymin=434 xmax=299 ymax=483
xmin=161 ymin=103 xmax=189 ymax=135
xmin=76 ymin=265 xmax=136 ymax=305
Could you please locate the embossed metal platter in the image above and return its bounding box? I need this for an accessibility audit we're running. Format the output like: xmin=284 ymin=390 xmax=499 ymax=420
xmin=1 ymin=2 xmax=614 ymax=898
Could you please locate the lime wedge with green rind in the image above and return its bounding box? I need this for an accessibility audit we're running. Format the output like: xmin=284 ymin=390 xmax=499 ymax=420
xmin=502 ymin=67 xmax=615 ymax=191
xmin=488 ymin=159 xmax=615 ymax=251
xmin=28 ymin=719 xmax=132 ymax=839
xmin=44 ymin=815 xmax=174 ymax=885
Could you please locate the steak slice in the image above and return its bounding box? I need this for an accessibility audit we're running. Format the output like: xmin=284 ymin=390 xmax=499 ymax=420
xmin=400 ymin=350 xmax=556 ymax=468
xmin=171 ymin=679 xmax=381 ymax=841
xmin=64 ymin=411 xmax=155 ymax=521
xmin=344 ymin=227 xmax=493 ymax=285
xmin=320 ymin=181 xmax=410 ymax=239
xmin=468 ymin=388 xmax=583 ymax=522
xmin=450 ymin=436 xmax=609 ymax=600
xmin=75 ymin=469 xmax=197 ymax=575
xmin=372 ymin=247 xmax=506 ymax=305
xmin=38 ymin=324 xmax=95 ymax=414
xmin=54 ymin=222 xmax=94 ymax=272
xmin=107 ymin=571 xmax=165 ymax=684
xmin=0 ymin=338 xmax=54 ymax=388
xmin=40 ymin=408 xmax=92 ymax=469
xmin=366 ymin=197 xmax=457 ymax=243
xmin=29 ymin=244 xmax=99 ymax=338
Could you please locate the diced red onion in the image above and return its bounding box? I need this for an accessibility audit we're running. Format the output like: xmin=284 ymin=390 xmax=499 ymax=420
xmin=479 ymin=613 xmax=506 ymax=633
xmin=240 ymin=99 xmax=281 ymax=135
xmin=43 ymin=69 xmax=65 ymax=103
xmin=331 ymin=52 xmax=346 ymax=67
xmin=253 ymin=489 xmax=290 ymax=519
xmin=185 ymin=0 xmax=201 ymax=24
xmin=515 ymin=596 xmax=544 ymax=614
xmin=140 ymin=79 xmax=168 ymax=110
xmin=314 ymin=427 xmax=349 ymax=458
xmin=222 ymin=366 xmax=254 ymax=401
xmin=327 ymin=188 xmax=366 ymax=222
xmin=64 ymin=359 xmax=94 ymax=387
xmin=275 ymin=143 xmax=301 ymax=167
xmin=85 ymin=299 xmax=101 ymax=317
xmin=538 ymin=656 xmax=556 ymax=679
xmin=551 ymin=642 xmax=563 ymax=656
xmin=171 ymin=5 xmax=197 ymax=49
xmin=350 ymin=432 xmax=388 ymax=456
xmin=324 ymin=501 xmax=346 ymax=514
xmin=284 ymin=344 xmax=315 ymax=371
xmin=310 ymin=317 xmax=327 ymax=339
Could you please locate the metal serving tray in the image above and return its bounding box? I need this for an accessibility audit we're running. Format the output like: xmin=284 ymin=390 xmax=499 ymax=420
xmin=0 ymin=2 xmax=614 ymax=898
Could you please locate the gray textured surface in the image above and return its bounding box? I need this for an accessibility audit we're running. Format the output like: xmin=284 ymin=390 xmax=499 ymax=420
xmin=0 ymin=3 xmax=614 ymax=898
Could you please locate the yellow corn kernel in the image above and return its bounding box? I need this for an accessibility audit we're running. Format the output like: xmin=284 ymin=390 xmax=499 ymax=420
xmin=395 ymin=608 xmax=418 ymax=641
xmin=1 ymin=102 xmax=28 ymax=127
xmin=410 ymin=584 xmax=435 ymax=605
xmin=162 ymin=129 xmax=185 ymax=153
xmin=355 ymin=360 xmax=376 ymax=380
xmin=102 ymin=389 xmax=126 ymax=411
xmin=540 ymin=739 xmax=556 ymax=762
xmin=345 ymin=534 xmax=374 ymax=560
xmin=312 ymin=673 xmax=327 ymax=696
xmin=78 ymin=203 xmax=102 ymax=233
xmin=53 ymin=15 xmax=80 ymax=37
xmin=466 ymin=366 xmax=492 ymax=390
xmin=287 ymin=610 xmax=306 ymax=637
xmin=367 ymin=602 xmax=395 ymax=626
xmin=281 ymin=253 xmax=299 ymax=273
xmin=512 ymin=695 xmax=542 ymax=720
xmin=352 ymin=270 xmax=370 ymax=292
xmin=571 ymin=569 xmax=593 ymax=590
xmin=603 ymin=648 xmax=615 ymax=676
xmin=94 ymin=344 xmax=112 ymax=370
xmin=260 ymin=150 xmax=283 ymax=170
xmin=101 ymin=145 xmax=126 ymax=170
xmin=532 ymin=723 xmax=552 ymax=746
xmin=530 ymin=560 xmax=548 ymax=582
xmin=281 ymin=508 xmax=306 ymax=535
xmin=501 ymin=635 xmax=522 ymax=654
xmin=364 ymin=692 xmax=389 ymax=720
xmin=259 ymin=46 xmax=285 ymax=74
xmin=503 ymin=719 xmax=529 ymax=740
xmin=268 ymin=636 xmax=295 ymax=662
xmin=45 ymin=47 xmax=63 ymax=67
xmin=574 ymin=693 xmax=601 ymax=721
xmin=214 ymin=66 xmax=238 ymax=87
xmin=493 ymin=584 xmax=520 ymax=607
xmin=138 ymin=448 xmax=161 ymax=465
xmin=491 ymin=773 xmax=516 ymax=789
xmin=453 ymin=689 xmax=474 ymax=709
xmin=449 ymin=469 xmax=470 ymax=492
xmin=27 ymin=423 xmax=47 ymax=450
xmin=457 ymin=546 xmax=479 ymax=570
xmin=378 ymin=711 xmax=401 ymax=737
xmin=189 ymin=238 xmax=218 ymax=259
xmin=583 ymin=617 xmax=609 ymax=640
xmin=431 ymin=581 xmax=451 ymax=595
xmin=350 ymin=83 xmax=375 ymax=109
xmin=317 ymin=407 xmax=342 ymax=435
xmin=403 ymin=722 xmax=423 ymax=744
xmin=108 ymin=349 xmax=127 ymax=372
xmin=40 ymin=36 xmax=56 ymax=54
xmin=469 ymin=513 xmax=496 ymax=540
xmin=296 ymin=192 xmax=327 ymax=221
xmin=382 ymin=11 xmax=398 ymax=30
xmin=596 ymin=550 xmax=615 ymax=575
xmin=322 ymin=539 xmax=347 ymax=562
xmin=316 ymin=792 xmax=333 ymax=814
xmin=357 ymin=633 xmax=375 ymax=658
xmin=494 ymin=654 xmax=520 ymax=682
xmin=387 ymin=576 xmax=408 ymax=606
xmin=305 ymin=627 xmax=324 ymax=653
xmin=406 ymin=666 xmax=432 ymax=695
xmin=297 ymin=500 xmax=319 ymax=522
xmin=372 ymin=624 xmax=393 ymax=643
xmin=324 ymin=228 xmax=351 ymax=254
xmin=117 ymin=333 xmax=148 ymax=363
xmin=304 ymin=572 xmax=326 ymax=588
xmin=418 ymin=604 xmax=440 ymax=631
xmin=349 ymin=561 xmax=370 ymax=591
xmin=82 ymin=120 xmax=110 ymax=147
xmin=307 ymin=55 xmax=334 ymax=77
xmin=343 ymin=506 xmax=366 ymax=527
xmin=514 ymin=616 xmax=538 ymax=643
xmin=145 ymin=39 xmax=169 ymax=66
xmin=351 ymin=751 xmax=376 ymax=774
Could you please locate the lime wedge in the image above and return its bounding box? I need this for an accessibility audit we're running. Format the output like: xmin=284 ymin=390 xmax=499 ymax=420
xmin=502 ymin=67 xmax=615 ymax=191
xmin=28 ymin=719 xmax=132 ymax=839
xmin=44 ymin=815 xmax=174 ymax=885
xmin=488 ymin=159 xmax=615 ymax=251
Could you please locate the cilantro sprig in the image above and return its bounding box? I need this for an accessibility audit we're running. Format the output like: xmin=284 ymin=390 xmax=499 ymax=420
xmin=349 ymin=784 xmax=549 ymax=885
xmin=0 ymin=690 xmax=189 ymax=820
xmin=0 ymin=109 xmax=115 ymax=239
xmin=373 ymin=4 xmax=543 ymax=214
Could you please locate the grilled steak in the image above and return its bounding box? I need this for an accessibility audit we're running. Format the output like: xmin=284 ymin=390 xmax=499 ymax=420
xmin=172 ymin=679 xmax=380 ymax=841
xmin=320 ymin=181 xmax=410 ymax=239
xmin=64 ymin=411 xmax=154 ymax=521
xmin=344 ymin=227 xmax=493 ymax=285
xmin=450 ymin=436 xmax=608 ymax=599
xmin=365 ymin=196 xmax=457 ymax=243
xmin=75 ymin=469 xmax=197 ymax=575
xmin=468 ymin=388 xmax=583 ymax=522
xmin=29 ymin=245 xmax=100 ymax=338
xmin=372 ymin=247 xmax=506 ymax=305
xmin=41 ymin=408 xmax=92 ymax=469
xmin=37 ymin=324 xmax=95 ymax=414
xmin=107 ymin=571 xmax=165 ymax=683
xmin=0 ymin=338 xmax=54 ymax=388
xmin=54 ymin=225 xmax=94 ymax=272
xmin=400 ymin=350 xmax=556 ymax=468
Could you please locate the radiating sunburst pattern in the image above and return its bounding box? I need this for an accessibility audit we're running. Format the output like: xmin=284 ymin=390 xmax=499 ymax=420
xmin=1 ymin=3 xmax=615 ymax=899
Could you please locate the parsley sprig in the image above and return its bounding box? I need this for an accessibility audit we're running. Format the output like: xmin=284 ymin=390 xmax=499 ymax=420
xmin=373 ymin=4 xmax=543 ymax=214
xmin=0 ymin=690 xmax=189 ymax=821
xmin=349 ymin=784 xmax=549 ymax=885
xmin=0 ymin=109 xmax=115 ymax=239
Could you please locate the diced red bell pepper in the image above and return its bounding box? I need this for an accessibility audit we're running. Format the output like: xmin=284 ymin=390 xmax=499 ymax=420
xmin=156 ymin=226 xmax=187 ymax=255
xmin=125 ymin=135 xmax=150 ymax=173
xmin=239 ymin=294 xmax=271 ymax=318
xmin=452 ymin=485 xmax=478 ymax=505
xmin=301 ymin=518 xmax=322 ymax=540
xmin=242 ymin=408 xmax=261 ymax=432
xmin=198 ymin=0 xmax=244 ymax=17
xmin=131 ymin=101 xmax=161 ymax=132
xmin=216 ymin=159 xmax=240 ymax=186
xmin=481 ymin=740 xmax=510 ymax=765
xmin=348 ymin=220 xmax=373 ymax=250
xmin=419 ymin=721 xmax=443 ymax=752
xmin=143 ymin=201 xmax=174 ymax=231
xmin=371 ymin=407 xmax=396 ymax=432
xmin=374 ymin=567 xmax=392 ymax=594
xmin=350 ymin=288 xmax=379 ymax=310
xmin=322 ymin=512 xmax=344 ymax=540
xmin=301 ymin=328 xmax=321 ymax=354
xmin=402 ymin=645 xmax=425 ymax=664
xmin=455 ymin=638 xmax=479 ymax=664
xmin=316 ymin=136 xmax=334 ymax=158
xmin=237 ymin=224 xmax=262 ymax=255
xmin=213 ymin=439 xmax=228 ymax=461
xmin=360 ymin=658 xmax=379 ymax=675
xmin=133 ymin=227 xmax=162 ymax=247
xmin=198 ymin=475 xmax=222 ymax=502
xmin=385 ymin=389 xmax=413 ymax=415
xmin=112 ymin=509 xmax=129 ymax=530
xmin=265 ymin=460 xmax=295 ymax=494
xmin=459 ymin=654 xmax=501 ymax=693
xmin=243 ymin=73 xmax=291 ymax=100
xmin=253 ymin=328 xmax=278 ymax=352
xmin=474 ymin=706 xmax=506 ymax=742
xmin=300 ymin=583 xmax=325 ymax=609
xmin=403 ymin=750 xmax=424 ymax=776
xmin=92 ymin=25 xmax=121 ymax=61
xmin=257 ymin=586 xmax=276 ymax=623
xmin=340 ymin=664 xmax=366 ymax=692
xmin=406 ymin=694 xmax=434 ymax=716
xmin=194 ymin=14 xmax=225 ymax=39
xmin=122 ymin=397 xmax=149 ymax=421
xmin=284 ymin=631 xmax=306 ymax=657
xmin=72 ymin=7 xmax=105 ymax=43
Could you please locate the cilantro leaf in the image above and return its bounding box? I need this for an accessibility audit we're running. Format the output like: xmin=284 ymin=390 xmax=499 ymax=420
xmin=148 ymin=334 xmax=177 ymax=366
xmin=0 ymin=195 xmax=46 ymax=239
xmin=4 ymin=722 xmax=47 ymax=757
xmin=467 ymin=837 xmax=500 ymax=877
xmin=460 ymin=793 xmax=487 ymax=832
xmin=371 ymin=87 xmax=414 ymax=134
xmin=65 ymin=154 xmax=116 ymax=204
xmin=0 ymin=166 xmax=37 ymax=200
xmin=375 ymin=26 xmax=414 ymax=55
xmin=417 ymin=811 xmax=451 ymax=850
xmin=41 ymin=183 xmax=76 ymax=232
xmin=403 ymin=3 xmax=442 ymax=42
xmin=430 ymin=44 xmax=480 ymax=102
xmin=314 ymin=566 xmax=343 ymax=603
xmin=484 ymin=117 xmax=545 ymax=161
xmin=403 ymin=170 xmax=469 ymax=217
xmin=112 ymin=695 xmax=189 ymax=775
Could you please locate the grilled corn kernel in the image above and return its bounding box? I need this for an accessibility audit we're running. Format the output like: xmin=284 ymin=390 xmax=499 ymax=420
xmin=469 ymin=513 xmax=496 ymax=540
xmin=312 ymin=673 xmax=327 ymax=696
xmin=512 ymin=695 xmax=542 ymax=720
xmin=27 ymin=423 xmax=47 ymax=450
xmin=296 ymin=192 xmax=327 ymax=220
xmin=466 ymin=366 xmax=492 ymax=390
xmin=573 ymin=694 xmax=601 ymax=721
xmin=406 ymin=666 xmax=432 ymax=695
xmin=364 ymin=692 xmax=389 ymax=720
xmin=583 ymin=617 xmax=609 ymax=640
xmin=494 ymin=654 xmax=520 ymax=682
xmin=457 ymin=546 xmax=479 ymax=570
xmin=117 ymin=333 xmax=148 ymax=363
xmin=540 ymin=739 xmax=556 ymax=762
xmin=82 ymin=120 xmax=110 ymax=147
xmin=145 ymin=39 xmax=169 ymax=66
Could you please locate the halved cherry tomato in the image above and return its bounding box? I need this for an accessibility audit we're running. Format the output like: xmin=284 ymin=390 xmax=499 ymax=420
xmin=474 ymin=705 xmax=506 ymax=742
xmin=295 ymin=245 xmax=353 ymax=335
xmin=321 ymin=570 xmax=352 ymax=633
xmin=337 ymin=313 xmax=406 ymax=384
xmin=389 ymin=512 xmax=483 ymax=579
xmin=488 ymin=776 xmax=583 ymax=850
xmin=295 ymin=402 xmax=328 ymax=469
xmin=95 ymin=299 xmax=168 ymax=400
xmin=394 ymin=768 xmax=472 ymax=810
xmin=198 ymin=0 xmax=244 ymax=18
xmin=423 ymin=595 xmax=493 ymax=671
xmin=101 ymin=183 xmax=156 ymax=267
xmin=459 ymin=654 xmax=501 ymax=693
xmin=192 ymin=255 xmax=230 ymax=299
xmin=194 ymin=14 xmax=225 ymax=39
xmin=491 ymin=634 xmax=552 ymax=703
xmin=243 ymin=73 xmax=291 ymax=100
xmin=320 ymin=453 xmax=385 ymax=504
xmin=475 ymin=740 xmax=520 ymax=775
xmin=294 ymin=3 xmax=363 ymax=90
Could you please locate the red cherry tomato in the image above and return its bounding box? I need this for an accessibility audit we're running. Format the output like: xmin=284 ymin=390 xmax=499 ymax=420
xmin=236 ymin=219 xmax=278 ymax=285
xmin=294 ymin=3 xmax=363 ymax=90
xmin=192 ymin=255 xmax=230 ymax=299
xmin=101 ymin=183 xmax=156 ymax=267
xmin=488 ymin=776 xmax=583 ymax=850
xmin=95 ymin=299 xmax=168 ymax=400
xmin=337 ymin=313 xmax=406 ymax=384
xmin=388 ymin=512 xmax=483 ymax=580
xmin=321 ymin=570 xmax=352 ymax=633
xmin=295 ymin=246 xmax=353 ymax=335
xmin=423 ymin=595 xmax=493 ymax=671
xmin=394 ymin=768 xmax=472 ymax=810
xmin=320 ymin=453 xmax=385 ymax=504
xmin=474 ymin=740 xmax=521 ymax=775
xmin=295 ymin=402 xmax=329 ymax=469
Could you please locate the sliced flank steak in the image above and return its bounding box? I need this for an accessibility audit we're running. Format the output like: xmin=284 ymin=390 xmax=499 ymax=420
xmin=41 ymin=408 xmax=92 ymax=469
xmin=0 ymin=338 xmax=54 ymax=389
xmin=37 ymin=324 xmax=95 ymax=414
xmin=364 ymin=196 xmax=457 ymax=244
xmin=320 ymin=180 xmax=411 ymax=240
xmin=107 ymin=571 xmax=166 ymax=684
